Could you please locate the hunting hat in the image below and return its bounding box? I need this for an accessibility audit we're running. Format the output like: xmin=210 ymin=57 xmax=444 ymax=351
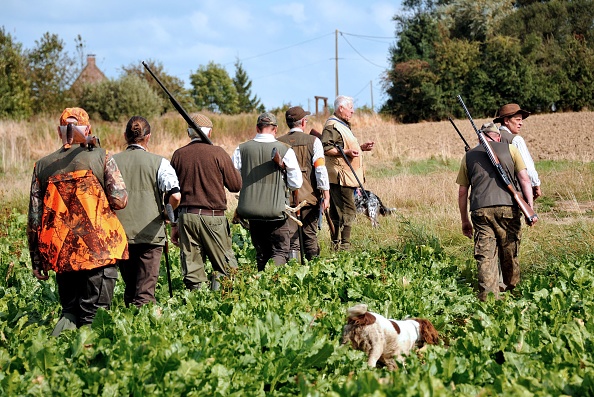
xmin=285 ymin=106 xmax=311 ymax=124
xmin=480 ymin=122 xmax=500 ymax=135
xmin=257 ymin=112 xmax=278 ymax=127
xmin=189 ymin=113 xmax=213 ymax=129
xmin=60 ymin=107 xmax=90 ymax=127
xmin=493 ymin=103 xmax=530 ymax=123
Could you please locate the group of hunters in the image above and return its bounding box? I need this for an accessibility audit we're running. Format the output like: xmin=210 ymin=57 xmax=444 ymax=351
xmin=26 ymin=94 xmax=539 ymax=335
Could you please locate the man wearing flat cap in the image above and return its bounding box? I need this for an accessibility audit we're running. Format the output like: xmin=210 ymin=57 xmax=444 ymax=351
xmin=232 ymin=112 xmax=303 ymax=271
xmin=456 ymin=122 xmax=535 ymax=301
xmin=494 ymin=103 xmax=541 ymax=199
xmin=27 ymin=107 xmax=128 ymax=335
xmin=171 ymin=113 xmax=242 ymax=291
xmin=278 ymin=106 xmax=330 ymax=261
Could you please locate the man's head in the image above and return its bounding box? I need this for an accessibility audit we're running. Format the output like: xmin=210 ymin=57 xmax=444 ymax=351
xmin=480 ymin=122 xmax=501 ymax=142
xmin=256 ymin=112 xmax=278 ymax=134
xmin=188 ymin=113 xmax=213 ymax=140
xmin=334 ymin=95 xmax=355 ymax=122
xmin=58 ymin=107 xmax=91 ymax=148
xmin=493 ymin=103 xmax=530 ymax=134
xmin=285 ymin=106 xmax=311 ymax=129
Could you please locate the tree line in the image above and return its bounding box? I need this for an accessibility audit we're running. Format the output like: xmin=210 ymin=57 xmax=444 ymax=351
xmin=381 ymin=0 xmax=594 ymax=122
xmin=0 ymin=28 xmax=263 ymax=121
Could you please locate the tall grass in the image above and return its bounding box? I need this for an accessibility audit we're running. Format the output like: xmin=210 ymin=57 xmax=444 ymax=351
xmin=2 ymin=110 xmax=593 ymax=268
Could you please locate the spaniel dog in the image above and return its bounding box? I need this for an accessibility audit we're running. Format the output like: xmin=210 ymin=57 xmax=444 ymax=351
xmin=341 ymin=304 xmax=439 ymax=370
xmin=354 ymin=188 xmax=396 ymax=228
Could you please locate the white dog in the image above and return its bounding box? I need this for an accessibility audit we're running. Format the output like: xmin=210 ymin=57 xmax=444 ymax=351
xmin=341 ymin=303 xmax=439 ymax=370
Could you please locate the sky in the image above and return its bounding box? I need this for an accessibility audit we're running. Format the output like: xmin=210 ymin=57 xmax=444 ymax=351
xmin=2 ymin=0 xmax=402 ymax=112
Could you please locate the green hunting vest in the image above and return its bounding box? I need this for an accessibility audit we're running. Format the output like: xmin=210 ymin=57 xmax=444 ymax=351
xmin=236 ymin=140 xmax=290 ymax=220
xmin=113 ymin=148 xmax=165 ymax=245
xmin=466 ymin=142 xmax=519 ymax=211
xmin=277 ymin=130 xmax=318 ymax=206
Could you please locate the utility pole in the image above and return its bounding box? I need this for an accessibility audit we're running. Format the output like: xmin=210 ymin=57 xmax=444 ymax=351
xmin=335 ymin=29 xmax=339 ymax=98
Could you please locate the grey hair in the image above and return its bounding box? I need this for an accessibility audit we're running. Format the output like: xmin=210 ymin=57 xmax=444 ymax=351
xmin=334 ymin=95 xmax=354 ymax=110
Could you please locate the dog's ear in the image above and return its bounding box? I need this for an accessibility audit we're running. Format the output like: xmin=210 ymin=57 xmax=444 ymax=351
xmin=415 ymin=318 xmax=439 ymax=345
xmin=389 ymin=320 xmax=401 ymax=334
xmin=347 ymin=312 xmax=376 ymax=326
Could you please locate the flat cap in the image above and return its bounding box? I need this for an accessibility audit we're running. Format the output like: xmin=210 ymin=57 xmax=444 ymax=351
xmin=190 ymin=113 xmax=213 ymax=128
xmin=257 ymin=112 xmax=278 ymax=126
xmin=480 ymin=122 xmax=500 ymax=135
xmin=285 ymin=106 xmax=311 ymax=124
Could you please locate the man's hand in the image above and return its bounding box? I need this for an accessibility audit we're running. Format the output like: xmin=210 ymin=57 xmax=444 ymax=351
xmin=321 ymin=190 xmax=330 ymax=211
xmin=462 ymin=220 xmax=473 ymax=239
xmin=360 ymin=141 xmax=375 ymax=151
xmin=170 ymin=225 xmax=179 ymax=246
xmin=344 ymin=149 xmax=360 ymax=158
xmin=533 ymin=186 xmax=542 ymax=199
xmin=33 ymin=267 xmax=49 ymax=280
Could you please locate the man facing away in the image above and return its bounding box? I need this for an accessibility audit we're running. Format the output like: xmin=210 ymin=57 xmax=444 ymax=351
xmin=321 ymin=95 xmax=374 ymax=251
xmin=277 ymin=106 xmax=330 ymax=261
xmin=170 ymin=113 xmax=242 ymax=291
xmin=27 ymin=107 xmax=128 ymax=336
xmin=456 ymin=122 xmax=537 ymax=301
xmin=232 ymin=112 xmax=303 ymax=271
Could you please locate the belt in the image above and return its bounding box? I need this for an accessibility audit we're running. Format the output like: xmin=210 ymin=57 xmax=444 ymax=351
xmin=184 ymin=207 xmax=225 ymax=216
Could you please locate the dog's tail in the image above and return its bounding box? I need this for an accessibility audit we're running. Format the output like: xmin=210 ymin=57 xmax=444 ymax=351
xmin=414 ymin=318 xmax=439 ymax=345
xmin=347 ymin=303 xmax=368 ymax=318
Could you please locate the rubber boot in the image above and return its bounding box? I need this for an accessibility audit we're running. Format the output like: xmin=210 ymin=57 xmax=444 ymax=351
xmin=210 ymin=272 xmax=223 ymax=291
xmin=289 ymin=250 xmax=301 ymax=264
xmin=340 ymin=226 xmax=352 ymax=251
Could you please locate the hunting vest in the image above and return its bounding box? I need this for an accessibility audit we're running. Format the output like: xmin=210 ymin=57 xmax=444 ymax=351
xmin=324 ymin=117 xmax=364 ymax=187
xmin=236 ymin=140 xmax=289 ymax=220
xmin=35 ymin=147 xmax=127 ymax=273
xmin=277 ymin=130 xmax=318 ymax=206
xmin=466 ymin=142 xmax=520 ymax=211
xmin=499 ymin=127 xmax=514 ymax=144
xmin=113 ymin=148 xmax=165 ymax=245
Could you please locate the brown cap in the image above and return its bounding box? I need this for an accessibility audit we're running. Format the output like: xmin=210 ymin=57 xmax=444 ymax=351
xmin=285 ymin=106 xmax=311 ymax=124
xmin=480 ymin=122 xmax=500 ymax=135
xmin=60 ymin=107 xmax=90 ymax=126
xmin=493 ymin=104 xmax=530 ymax=123
xmin=257 ymin=112 xmax=277 ymax=127
xmin=189 ymin=113 xmax=213 ymax=128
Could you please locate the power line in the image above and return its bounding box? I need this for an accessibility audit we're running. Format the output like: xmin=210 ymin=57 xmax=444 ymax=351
xmin=339 ymin=32 xmax=386 ymax=69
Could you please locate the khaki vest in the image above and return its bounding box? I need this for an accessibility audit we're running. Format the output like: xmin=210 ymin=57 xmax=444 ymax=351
xmin=113 ymin=149 xmax=165 ymax=245
xmin=277 ymin=130 xmax=318 ymax=206
xmin=466 ymin=142 xmax=519 ymax=211
xmin=237 ymin=140 xmax=290 ymax=220
xmin=324 ymin=117 xmax=363 ymax=187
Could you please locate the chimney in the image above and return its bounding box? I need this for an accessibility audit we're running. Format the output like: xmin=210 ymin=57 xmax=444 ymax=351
xmin=87 ymin=54 xmax=96 ymax=67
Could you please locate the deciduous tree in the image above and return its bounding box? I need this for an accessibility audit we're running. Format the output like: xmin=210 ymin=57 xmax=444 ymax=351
xmin=190 ymin=61 xmax=239 ymax=114
xmin=0 ymin=27 xmax=31 ymax=119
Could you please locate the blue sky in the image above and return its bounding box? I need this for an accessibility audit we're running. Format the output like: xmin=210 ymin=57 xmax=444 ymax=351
xmin=3 ymin=0 xmax=401 ymax=111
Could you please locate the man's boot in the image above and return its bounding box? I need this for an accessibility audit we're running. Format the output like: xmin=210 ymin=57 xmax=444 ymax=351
xmin=340 ymin=226 xmax=352 ymax=251
xmin=210 ymin=272 xmax=223 ymax=291
xmin=289 ymin=250 xmax=301 ymax=263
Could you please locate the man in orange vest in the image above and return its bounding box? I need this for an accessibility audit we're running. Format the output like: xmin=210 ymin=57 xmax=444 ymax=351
xmin=27 ymin=107 xmax=128 ymax=336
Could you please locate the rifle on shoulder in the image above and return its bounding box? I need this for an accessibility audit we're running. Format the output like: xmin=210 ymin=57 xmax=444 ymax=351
xmin=456 ymin=95 xmax=538 ymax=226
xmin=448 ymin=117 xmax=471 ymax=152
xmin=142 ymin=61 xmax=212 ymax=145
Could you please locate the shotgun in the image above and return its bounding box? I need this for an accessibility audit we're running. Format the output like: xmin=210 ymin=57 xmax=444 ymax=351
xmin=456 ymin=95 xmax=538 ymax=226
xmin=448 ymin=117 xmax=471 ymax=152
xmin=332 ymin=143 xmax=370 ymax=202
xmin=142 ymin=61 xmax=212 ymax=145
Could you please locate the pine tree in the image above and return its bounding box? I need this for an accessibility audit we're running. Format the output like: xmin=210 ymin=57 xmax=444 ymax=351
xmin=233 ymin=59 xmax=261 ymax=113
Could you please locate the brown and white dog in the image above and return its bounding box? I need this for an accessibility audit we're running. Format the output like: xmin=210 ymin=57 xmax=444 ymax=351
xmin=341 ymin=304 xmax=439 ymax=370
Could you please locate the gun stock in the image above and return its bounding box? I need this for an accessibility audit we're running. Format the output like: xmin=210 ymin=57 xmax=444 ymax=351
xmin=142 ymin=61 xmax=212 ymax=145
xmin=456 ymin=95 xmax=538 ymax=226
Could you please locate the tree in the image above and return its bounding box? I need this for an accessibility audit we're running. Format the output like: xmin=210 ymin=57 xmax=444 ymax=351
xmin=190 ymin=62 xmax=239 ymax=114
xmin=79 ymin=74 xmax=163 ymax=122
xmin=0 ymin=27 xmax=31 ymax=119
xmin=121 ymin=59 xmax=196 ymax=114
xmin=233 ymin=59 xmax=261 ymax=113
xmin=26 ymin=32 xmax=77 ymax=114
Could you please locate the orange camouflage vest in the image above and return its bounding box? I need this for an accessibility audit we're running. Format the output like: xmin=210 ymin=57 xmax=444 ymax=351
xmin=38 ymin=169 xmax=128 ymax=273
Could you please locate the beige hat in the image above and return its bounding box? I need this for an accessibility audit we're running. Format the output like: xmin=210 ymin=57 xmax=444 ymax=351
xmin=189 ymin=113 xmax=213 ymax=128
xmin=480 ymin=122 xmax=500 ymax=135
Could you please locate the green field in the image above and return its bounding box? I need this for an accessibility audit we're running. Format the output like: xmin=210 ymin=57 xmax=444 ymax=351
xmin=1 ymin=206 xmax=593 ymax=396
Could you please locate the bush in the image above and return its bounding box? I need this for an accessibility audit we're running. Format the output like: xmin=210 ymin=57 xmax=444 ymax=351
xmin=79 ymin=75 xmax=163 ymax=122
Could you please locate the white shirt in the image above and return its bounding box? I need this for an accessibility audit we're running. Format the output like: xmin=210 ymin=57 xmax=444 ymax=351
xmin=232 ymin=133 xmax=303 ymax=190
xmin=127 ymin=144 xmax=180 ymax=193
xmin=499 ymin=126 xmax=541 ymax=187
xmin=288 ymin=127 xmax=330 ymax=191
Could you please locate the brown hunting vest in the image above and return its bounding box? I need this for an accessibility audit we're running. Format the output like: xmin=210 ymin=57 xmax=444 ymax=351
xmin=277 ymin=130 xmax=318 ymax=206
xmin=324 ymin=117 xmax=363 ymax=187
